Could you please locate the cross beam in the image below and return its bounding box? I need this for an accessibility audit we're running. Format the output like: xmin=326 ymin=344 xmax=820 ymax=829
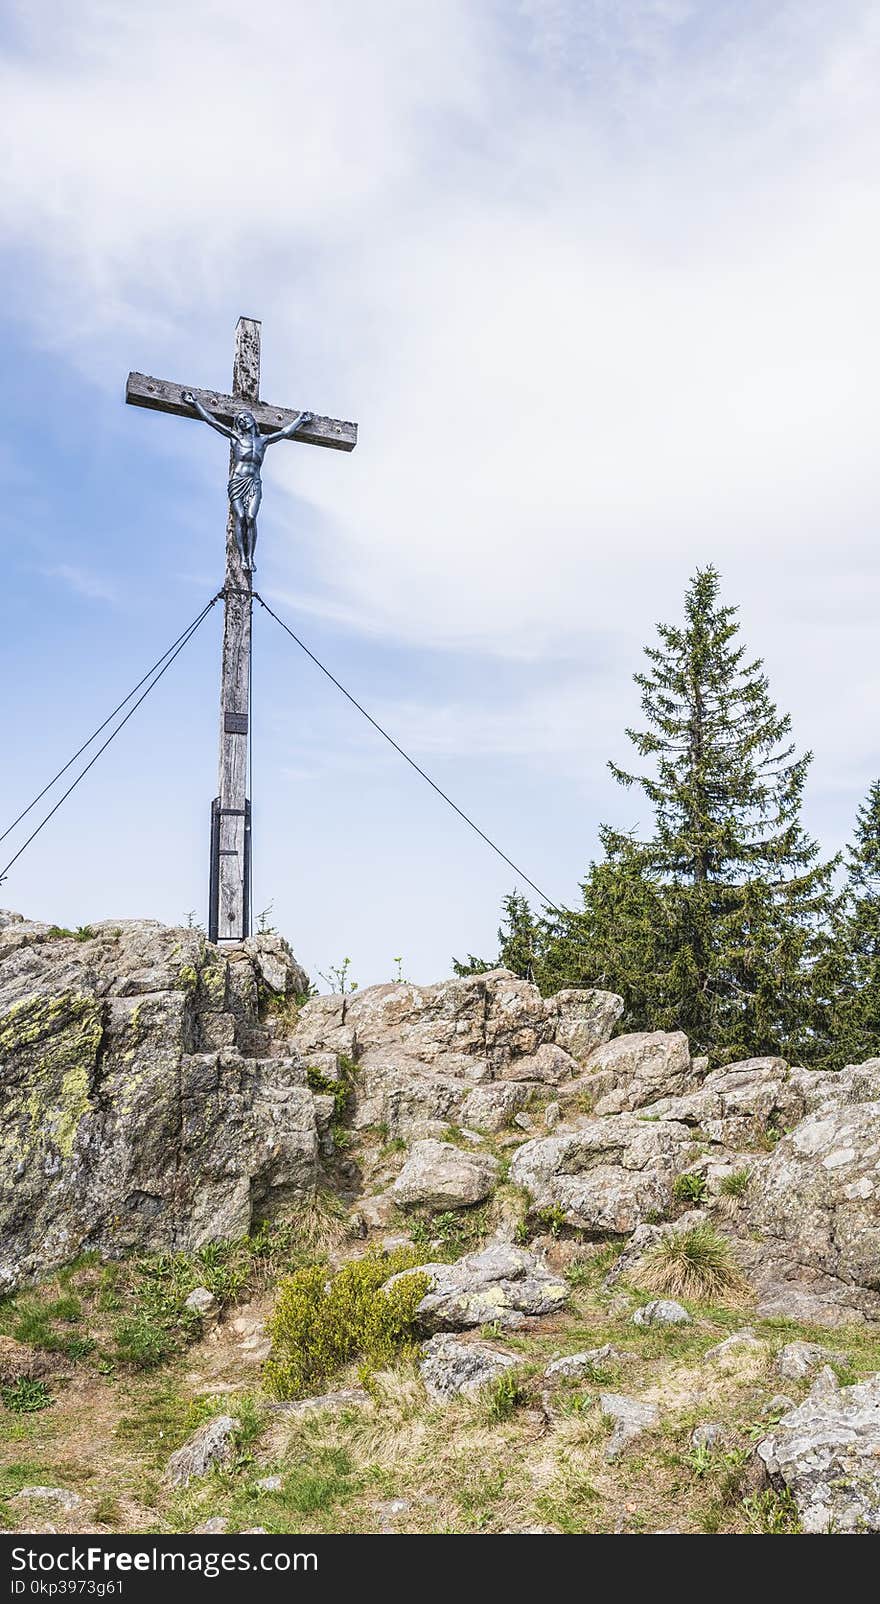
xmin=125 ymin=316 xmax=357 ymax=944
xmin=125 ymin=373 xmax=357 ymax=452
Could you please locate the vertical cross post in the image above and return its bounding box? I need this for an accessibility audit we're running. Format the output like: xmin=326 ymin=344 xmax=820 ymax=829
xmin=211 ymin=316 xmax=260 ymax=943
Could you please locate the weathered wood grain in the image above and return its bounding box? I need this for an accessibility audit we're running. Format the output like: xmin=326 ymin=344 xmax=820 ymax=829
xmin=125 ymin=371 xmax=357 ymax=451
xmin=215 ymin=319 xmax=258 ymax=943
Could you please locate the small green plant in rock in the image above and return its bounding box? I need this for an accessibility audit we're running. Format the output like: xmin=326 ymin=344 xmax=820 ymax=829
xmin=305 ymin=1064 xmax=351 ymax=1124
xmin=742 ymin=1487 xmax=802 ymax=1534
xmin=1 ymin=1378 xmax=53 ymax=1414
xmin=719 ymin=1168 xmax=751 ymax=1200
xmin=482 ymin=1370 xmax=522 ymax=1422
xmin=537 ymin=1204 xmax=568 ymax=1238
xmin=673 ymin=1172 xmax=707 ymax=1205
xmin=409 ymin=1204 xmax=490 ymax=1258
xmin=317 ymin=957 xmax=358 ymax=996
xmin=634 ymin=1225 xmax=750 ymax=1304
xmin=264 ymin=1248 xmax=429 ymax=1400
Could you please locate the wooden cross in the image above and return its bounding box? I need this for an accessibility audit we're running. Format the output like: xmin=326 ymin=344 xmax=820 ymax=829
xmin=125 ymin=317 xmax=357 ymax=944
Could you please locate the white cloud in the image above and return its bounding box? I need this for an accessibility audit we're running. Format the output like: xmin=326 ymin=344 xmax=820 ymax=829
xmin=40 ymin=563 xmax=119 ymax=603
xmin=3 ymin=0 xmax=880 ymax=970
xmin=5 ymin=2 xmax=879 ymax=648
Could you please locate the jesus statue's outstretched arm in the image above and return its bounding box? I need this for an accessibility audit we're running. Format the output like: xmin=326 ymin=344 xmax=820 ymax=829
xmin=182 ymin=392 xmax=235 ymax=440
xmin=262 ymin=409 xmax=314 ymax=446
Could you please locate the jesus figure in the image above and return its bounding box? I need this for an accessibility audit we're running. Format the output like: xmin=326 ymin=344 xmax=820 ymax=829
xmin=182 ymin=393 xmax=313 ymax=573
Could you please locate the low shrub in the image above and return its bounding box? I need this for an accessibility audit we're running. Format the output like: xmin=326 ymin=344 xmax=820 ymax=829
xmin=264 ymin=1248 xmax=429 ymax=1400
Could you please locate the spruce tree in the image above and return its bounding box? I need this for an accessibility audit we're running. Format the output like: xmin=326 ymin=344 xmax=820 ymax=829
xmin=547 ymin=567 xmax=839 ymax=1061
xmin=829 ymin=780 xmax=880 ymax=1066
xmin=452 ymin=890 xmax=543 ymax=982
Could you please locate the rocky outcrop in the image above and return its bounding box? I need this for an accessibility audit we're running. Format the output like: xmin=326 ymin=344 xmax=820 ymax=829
xmin=387 ymin=1244 xmax=568 ymax=1331
xmin=544 ymin=1345 xmax=623 ymax=1381
xmin=509 ymin=1117 xmax=693 ymax=1233
xmin=576 ymin=1030 xmax=697 ymax=1115
xmin=642 ymin=1056 xmax=807 ymax=1146
xmin=11 ymin=1486 xmax=82 ymax=1513
xmin=291 ymin=970 xmax=624 ymax=1138
xmin=631 ymin=1298 xmax=691 ymax=1327
xmin=774 ymin=1341 xmax=846 ymax=1383
xmin=746 ymin=1099 xmax=880 ymax=1322
xmin=757 ymin=1372 xmax=880 ymax=1532
xmin=0 ymin=919 xmax=320 ymax=1290
xmin=459 ymin=1082 xmax=529 ymax=1132
xmin=392 ymin=1139 xmax=499 ymax=1209
xmin=6 ymin=910 xmax=880 ymax=1336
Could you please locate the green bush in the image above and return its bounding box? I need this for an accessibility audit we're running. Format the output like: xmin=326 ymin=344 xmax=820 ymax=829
xmin=264 ymin=1249 xmax=429 ymax=1400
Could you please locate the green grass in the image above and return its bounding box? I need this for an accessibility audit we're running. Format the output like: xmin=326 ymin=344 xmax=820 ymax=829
xmin=742 ymin=1488 xmax=802 ymax=1534
xmin=1 ymin=1379 xmax=53 ymax=1414
xmin=115 ymin=1375 xmax=218 ymax=1464
xmin=633 ymin=1226 xmax=750 ymax=1304
xmin=482 ymin=1372 xmax=522 ymax=1423
xmin=168 ymin=1443 xmax=363 ymax=1535
xmin=719 ymin=1168 xmax=751 ymax=1200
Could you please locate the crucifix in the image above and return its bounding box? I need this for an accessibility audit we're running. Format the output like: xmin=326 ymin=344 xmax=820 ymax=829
xmin=125 ymin=317 xmax=357 ymax=944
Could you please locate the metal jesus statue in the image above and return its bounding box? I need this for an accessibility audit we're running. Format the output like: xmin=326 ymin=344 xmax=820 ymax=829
xmin=181 ymin=392 xmax=313 ymax=573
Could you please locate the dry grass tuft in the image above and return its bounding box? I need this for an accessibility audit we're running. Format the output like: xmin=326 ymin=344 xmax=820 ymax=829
xmin=633 ymin=1225 xmax=750 ymax=1305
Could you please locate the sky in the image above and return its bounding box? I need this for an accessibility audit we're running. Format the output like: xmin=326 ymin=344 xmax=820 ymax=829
xmin=2 ymin=0 xmax=880 ymax=987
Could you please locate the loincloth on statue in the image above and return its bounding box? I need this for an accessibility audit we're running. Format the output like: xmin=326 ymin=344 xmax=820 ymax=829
xmin=227 ymin=468 xmax=261 ymax=504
